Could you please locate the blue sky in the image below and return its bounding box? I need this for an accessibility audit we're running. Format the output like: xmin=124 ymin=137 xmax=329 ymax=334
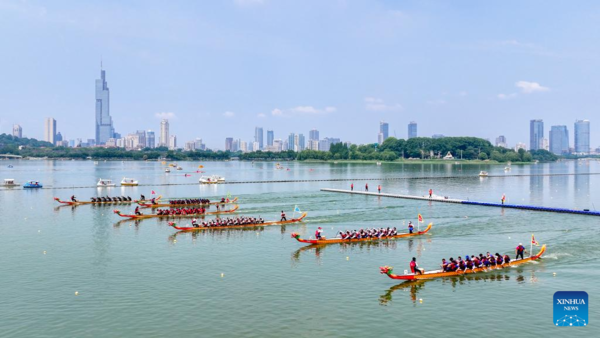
xmin=1 ymin=0 xmax=599 ymax=150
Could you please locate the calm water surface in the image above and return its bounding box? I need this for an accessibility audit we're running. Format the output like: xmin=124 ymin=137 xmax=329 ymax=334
xmin=1 ymin=160 xmax=599 ymax=337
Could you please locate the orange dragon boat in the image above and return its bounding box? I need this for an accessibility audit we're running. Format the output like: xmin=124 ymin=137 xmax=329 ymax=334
xmin=137 ymin=197 xmax=238 ymax=208
xmin=380 ymin=244 xmax=546 ymax=280
xmin=113 ymin=205 xmax=239 ymax=220
xmin=54 ymin=196 xmax=160 ymax=206
xmin=168 ymin=212 xmax=307 ymax=231
xmin=291 ymin=223 xmax=432 ymax=245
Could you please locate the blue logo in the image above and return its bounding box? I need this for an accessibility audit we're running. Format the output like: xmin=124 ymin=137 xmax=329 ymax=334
xmin=554 ymin=291 xmax=588 ymax=327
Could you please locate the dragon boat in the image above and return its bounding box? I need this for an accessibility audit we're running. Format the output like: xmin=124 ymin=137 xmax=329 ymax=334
xmin=137 ymin=197 xmax=238 ymax=208
xmin=113 ymin=205 xmax=239 ymax=219
xmin=54 ymin=196 xmax=160 ymax=206
xmin=380 ymin=244 xmax=546 ymax=280
xmin=168 ymin=212 xmax=307 ymax=231
xmin=291 ymin=223 xmax=432 ymax=245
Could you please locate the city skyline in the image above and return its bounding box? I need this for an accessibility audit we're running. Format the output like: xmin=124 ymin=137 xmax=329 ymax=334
xmin=3 ymin=2 xmax=600 ymax=149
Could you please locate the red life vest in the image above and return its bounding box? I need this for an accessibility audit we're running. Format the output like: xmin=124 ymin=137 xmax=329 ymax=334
xmin=409 ymin=261 xmax=416 ymax=273
xmin=516 ymin=245 xmax=525 ymax=252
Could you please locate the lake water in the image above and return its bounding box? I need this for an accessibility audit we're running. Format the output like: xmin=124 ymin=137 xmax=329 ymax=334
xmin=1 ymin=159 xmax=598 ymax=337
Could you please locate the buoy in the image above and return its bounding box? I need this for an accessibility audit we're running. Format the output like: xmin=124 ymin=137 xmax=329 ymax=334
xmin=346 ymin=256 xmax=349 ymax=260
xmin=553 ymin=272 xmax=557 ymax=276
xmin=419 ymin=298 xmax=423 ymax=303
xmin=173 ymin=240 xmax=177 ymax=243
xmin=38 ymin=230 xmax=41 ymax=233
xmin=221 ymin=273 xmax=224 ymax=278
xmin=43 ymin=251 xmax=46 ymax=254
xmin=75 ymin=291 xmax=79 ymax=296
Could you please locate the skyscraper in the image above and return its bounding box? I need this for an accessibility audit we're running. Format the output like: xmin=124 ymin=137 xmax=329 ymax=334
xmin=95 ymin=66 xmax=115 ymax=145
xmin=225 ymin=137 xmax=233 ymax=151
xmin=530 ymin=119 xmax=544 ymax=151
xmin=159 ymin=119 xmax=169 ymax=147
xmin=267 ymin=130 xmax=274 ymax=146
xmin=549 ymin=126 xmax=569 ymax=155
xmin=309 ymin=129 xmax=319 ymax=141
xmin=12 ymin=124 xmax=22 ymax=138
xmin=254 ymin=127 xmax=264 ymax=150
xmin=44 ymin=118 xmax=56 ymax=144
xmin=298 ymin=134 xmax=306 ymax=151
xmin=146 ymin=130 xmax=155 ymax=148
xmin=288 ymin=133 xmax=295 ymax=151
xmin=136 ymin=130 xmax=146 ymax=149
xmin=408 ymin=122 xmax=417 ymax=139
xmin=495 ymin=135 xmax=507 ymax=147
xmin=574 ymin=120 xmax=590 ymax=154
xmin=379 ymin=122 xmax=389 ymax=143
xmin=169 ymin=135 xmax=177 ymax=150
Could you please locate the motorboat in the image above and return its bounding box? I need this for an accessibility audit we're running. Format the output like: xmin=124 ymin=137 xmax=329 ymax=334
xmin=97 ymin=178 xmax=116 ymax=187
xmin=376 ymin=162 xmax=382 ymax=166
xmin=23 ymin=181 xmax=43 ymax=188
xmin=3 ymin=179 xmax=18 ymax=187
xmin=165 ymin=168 xmax=171 ymax=173
xmin=176 ymin=166 xmax=183 ymax=170
xmin=199 ymin=175 xmax=225 ymax=184
xmin=121 ymin=178 xmax=138 ymax=186
xmin=479 ymin=171 xmax=489 ymax=177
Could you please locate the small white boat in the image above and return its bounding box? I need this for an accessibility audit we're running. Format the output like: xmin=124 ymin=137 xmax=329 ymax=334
xmin=376 ymin=162 xmax=382 ymax=166
xmin=176 ymin=166 xmax=183 ymax=170
xmin=504 ymin=166 xmax=511 ymax=171
xmin=121 ymin=178 xmax=138 ymax=186
xmin=165 ymin=168 xmax=171 ymax=173
xmin=94 ymin=161 xmax=99 ymax=165
xmin=479 ymin=171 xmax=489 ymax=177
xmin=199 ymin=175 xmax=225 ymax=184
xmin=3 ymin=179 xmax=18 ymax=187
xmin=97 ymin=178 xmax=116 ymax=187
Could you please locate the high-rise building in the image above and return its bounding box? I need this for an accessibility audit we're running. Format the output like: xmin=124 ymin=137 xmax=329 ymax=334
xmin=288 ymin=133 xmax=295 ymax=151
xmin=495 ymin=135 xmax=507 ymax=148
xmin=44 ymin=118 xmax=56 ymax=145
xmin=253 ymin=141 xmax=260 ymax=152
xmin=408 ymin=122 xmax=417 ymax=139
xmin=12 ymin=124 xmax=22 ymax=138
xmin=95 ymin=66 xmax=115 ymax=145
xmin=379 ymin=122 xmax=389 ymax=144
xmin=136 ymin=130 xmax=146 ymax=149
xmin=308 ymin=140 xmax=319 ymax=150
xmin=168 ymin=135 xmax=177 ymax=150
xmin=56 ymin=132 xmax=63 ymax=143
xmin=273 ymin=139 xmax=283 ymax=152
xmin=254 ymin=127 xmax=264 ymax=150
xmin=225 ymin=137 xmax=233 ymax=151
xmin=549 ymin=126 xmax=569 ymax=155
xmin=146 ymin=130 xmax=155 ymax=148
xmin=529 ymin=119 xmax=544 ymax=151
xmin=184 ymin=141 xmax=195 ymax=151
xmin=309 ymin=129 xmax=319 ymax=141
xmin=515 ymin=142 xmax=527 ymax=151
xmin=267 ymin=130 xmax=274 ymax=146
xmin=194 ymin=138 xmax=204 ymax=151
xmin=574 ymin=120 xmax=590 ymax=154
xmin=159 ymin=119 xmax=169 ymax=147
xmin=298 ymin=134 xmax=305 ymax=151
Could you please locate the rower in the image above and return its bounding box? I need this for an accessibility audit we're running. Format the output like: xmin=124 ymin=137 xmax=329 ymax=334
xmin=515 ymin=243 xmax=526 ymax=260
xmin=192 ymin=219 xmax=199 ymax=228
xmin=135 ymin=206 xmax=142 ymax=216
xmin=440 ymin=258 xmax=448 ymax=271
xmin=410 ymin=257 xmax=424 ymax=275
xmin=408 ymin=221 xmax=414 ymax=234
xmin=280 ymin=211 xmax=287 ymax=221
xmin=71 ymin=195 xmax=77 ymax=202
xmin=140 ymin=194 xmax=146 ymax=201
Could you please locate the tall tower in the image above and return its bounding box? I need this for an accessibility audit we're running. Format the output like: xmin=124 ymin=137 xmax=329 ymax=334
xmin=408 ymin=121 xmax=417 ymax=139
xmin=529 ymin=119 xmax=544 ymax=151
xmin=379 ymin=122 xmax=389 ymax=144
xmin=95 ymin=65 xmax=114 ymax=145
xmin=159 ymin=119 xmax=169 ymax=147
xmin=549 ymin=126 xmax=569 ymax=155
xmin=309 ymin=129 xmax=320 ymax=141
xmin=12 ymin=124 xmax=22 ymax=138
xmin=574 ymin=120 xmax=590 ymax=154
xmin=254 ymin=127 xmax=263 ymax=150
xmin=44 ymin=118 xmax=56 ymax=144
xmin=267 ymin=130 xmax=274 ymax=146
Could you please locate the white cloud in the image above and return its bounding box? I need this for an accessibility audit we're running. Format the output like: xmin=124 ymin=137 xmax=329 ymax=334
xmin=516 ymin=81 xmax=550 ymax=94
xmin=223 ymin=111 xmax=235 ymax=118
xmin=155 ymin=112 xmax=176 ymax=120
xmin=364 ymin=97 xmax=403 ymax=111
xmin=497 ymin=93 xmax=518 ymax=100
xmin=257 ymin=113 xmax=266 ymax=118
xmin=234 ymin=0 xmax=264 ymax=7
xmin=459 ymin=91 xmax=468 ymax=97
xmin=271 ymin=106 xmax=336 ymax=117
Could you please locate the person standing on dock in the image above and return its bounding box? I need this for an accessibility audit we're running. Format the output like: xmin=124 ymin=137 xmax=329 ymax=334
xmin=378 ymin=185 xmax=381 ymax=193
xmin=281 ymin=211 xmax=287 ymax=221
xmin=501 ymin=194 xmax=506 ymax=205
xmin=365 ymin=183 xmax=369 ymax=192
xmin=515 ymin=243 xmax=527 ymax=260
xmin=315 ymin=227 xmax=323 ymax=239
xmin=351 ymin=183 xmax=354 ymax=191
xmin=408 ymin=221 xmax=414 ymax=234
xmin=429 ymin=189 xmax=433 ymax=198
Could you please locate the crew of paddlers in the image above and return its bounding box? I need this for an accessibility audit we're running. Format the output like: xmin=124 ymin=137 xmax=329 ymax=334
xmin=169 ymin=198 xmax=211 ymax=205
xmin=156 ymin=207 xmax=207 ymax=215
xmin=91 ymin=196 xmax=132 ymax=202
xmin=439 ymin=252 xmax=513 ymax=272
xmin=190 ymin=216 xmax=265 ymax=227
xmin=338 ymin=227 xmax=398 ymax=240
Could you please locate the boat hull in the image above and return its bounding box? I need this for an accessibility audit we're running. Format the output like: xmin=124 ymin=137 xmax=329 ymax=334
xmin=170 ymin=212 xmax=307 ymax=231
xmin=293 ymin=223 xmax=432 ymax=245
xmin=114 ymin=205 xmax=240 ymax=219
xmin=138 ymin=197 xmax=238 ymax=208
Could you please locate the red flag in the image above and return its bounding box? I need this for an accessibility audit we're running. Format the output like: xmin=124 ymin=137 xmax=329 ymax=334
xmin=418 ymin=214 xmax=423 ymax=222
xmin=531 ymin=234 xmax=539 ymax=246
xmin=151 ymin=190 xmax=156 ymax=195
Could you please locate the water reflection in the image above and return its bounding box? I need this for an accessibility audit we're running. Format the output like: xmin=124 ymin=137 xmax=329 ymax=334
xmin=291 ymin=240 xmax=402 ymax=264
